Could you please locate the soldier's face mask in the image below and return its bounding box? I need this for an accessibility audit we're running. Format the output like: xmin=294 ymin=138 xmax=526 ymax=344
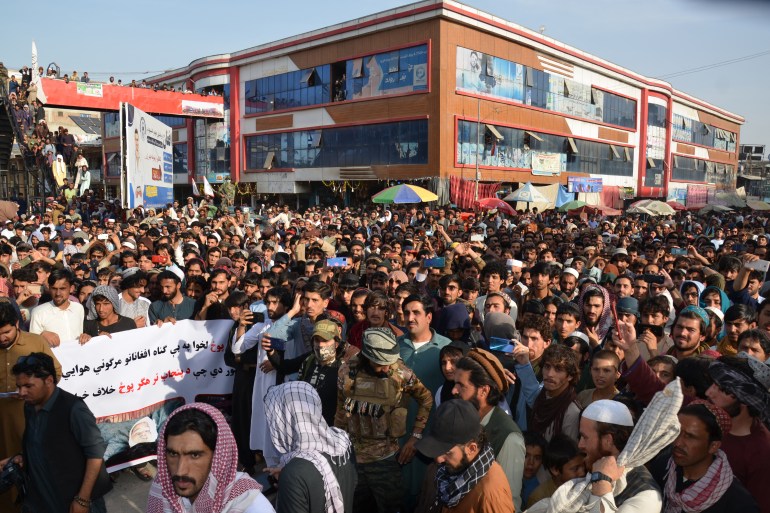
xmin=314 ymin=342 xmax=336 ymax=365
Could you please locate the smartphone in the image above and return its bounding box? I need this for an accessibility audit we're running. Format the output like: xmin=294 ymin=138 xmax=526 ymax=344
xmin=26 ymin=284 xmax=42 ymax=295
xmin=326 ymin=257 xmax=349 ymax=267
xmin=639 ymin=324 xmax=665 ymax=338
xmin=424 ymin=257 xmax=445 ymax=268
xmin=489 ymin=336 xmax=515 ymax=353
xmin=269 ymin=338 xmax=287 ymax=351
xmin=470 ymin=234 xmax=485 ymax=242
xmin=252 ymin=311 xmax=266 ymax=323
xmin=745 ymin=259 xmax=770 ymax=274
xmin=733 ymin=244 xmax=746 ymax=252
xmin=642 ymin=274 xmax=665 ymax=285
xmin=151 ymin=255 xmax=166 ymax=264
xmin=671 ymin=248 xmax=688 ymax=256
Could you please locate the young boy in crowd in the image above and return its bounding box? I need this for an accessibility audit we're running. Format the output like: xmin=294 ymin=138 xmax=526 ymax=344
xmin=576 ymin=349 xmax=621 ymax=408
xmin=521 ymin=431 xmax=547 ymax=507
xmin=647 ymin=354 xmax=677 ymax=385
xmin=526 ymin=434 xmax=586 ymax=508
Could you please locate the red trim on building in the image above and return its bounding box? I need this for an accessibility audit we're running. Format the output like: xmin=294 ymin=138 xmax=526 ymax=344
xmin=191 ymin=68 xmax=230 ymax=83
xmin=637 ymin=89 xmax=649 ymax=195
xmin=229 ymin=66 xmax=241 ymax=182
xmin=187 ymin=121 xmax=196 ymax=185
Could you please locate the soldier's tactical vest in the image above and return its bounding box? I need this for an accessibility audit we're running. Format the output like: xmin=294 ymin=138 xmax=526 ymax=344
xmin=342 ymin=363 xmax=407 ymax=440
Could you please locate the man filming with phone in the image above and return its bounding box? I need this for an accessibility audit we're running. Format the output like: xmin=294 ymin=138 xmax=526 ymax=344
xmin=729 ymin=254 xmax=766 ymax=312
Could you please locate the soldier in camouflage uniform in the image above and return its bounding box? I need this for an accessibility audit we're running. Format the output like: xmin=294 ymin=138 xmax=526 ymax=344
xmin=218 ymin=176 xmax=236 ymax=211
xmin=335 ymin=327 xmax=433 ymax=513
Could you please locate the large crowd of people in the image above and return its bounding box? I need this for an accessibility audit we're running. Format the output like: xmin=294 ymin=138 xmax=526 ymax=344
xmin=0 ymin=184 xmax=768 ymax=513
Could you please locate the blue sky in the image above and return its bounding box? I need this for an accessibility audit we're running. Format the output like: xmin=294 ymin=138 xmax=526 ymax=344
xmin=4 ymin=0 xmax=769 ymax=150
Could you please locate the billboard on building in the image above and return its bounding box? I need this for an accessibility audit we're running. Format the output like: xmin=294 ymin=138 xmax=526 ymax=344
xmin=121 ymin=103 xmax=174 ymax=209
xmin=568 ymin=176 xmax=603 ymax=193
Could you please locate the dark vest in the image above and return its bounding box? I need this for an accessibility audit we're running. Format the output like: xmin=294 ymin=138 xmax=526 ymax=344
xmin=24 ymin=389 xmax=112 ymax=512
xmin=615 ymin=466 xmax=659 ymax=507
xmin=485 ymin=406 xmax=521 ymax=457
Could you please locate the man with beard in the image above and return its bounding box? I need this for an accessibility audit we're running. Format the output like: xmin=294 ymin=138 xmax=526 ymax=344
xmin=148 ymin=270 xmax=196 ymax=324
xmin=29 ymin=269 xmax=84 ymax=347
xmin=577 ymin=399 xmax=662 ymax=511
xmin=147 ymin=403 xmax=272 ymax=513
xmin=659 ymin=400 xmax=757 ymax=513
xmin=194 ymin=269 xmax=231 ymax=320
xmin=579 ymin=285 xmax=611 ymax=349
xmin=236 ymin=287 xmax=292 ymax=470
xmin=298 ymin=319 xmax=359 ymax=426
xmin=706 ymin=355 xmax=770 ymax=513
xmin=559 ymin=267 xmax=579 ymax=301
xmin=335 ymin=328 xmax=432 ymax=513
xmin=0 ymin=303 xmax=61 ymax=511
xmin=415 ymin=399 xmax=514 ymax=513
xmin=453 ymin=348 xmax=526 ymax=510
xmin=526 ymin=344 xmax=582 ymax=442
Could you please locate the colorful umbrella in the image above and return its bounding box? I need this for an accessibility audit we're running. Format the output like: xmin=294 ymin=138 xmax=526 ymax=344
xmin=503 ymin=182 xmax=549 ymax=204
xmin=557 ymin=200 xmax=586 ymax=212
xmin=371 ymin=184 xmax=438 ymax=204
xmin=666 ymin=201 xmax=687 ymax=211
xmin=475 ymin=197 xmax=516 ymax=216
xmin=630 ymin=199 xmax=676 ymax=216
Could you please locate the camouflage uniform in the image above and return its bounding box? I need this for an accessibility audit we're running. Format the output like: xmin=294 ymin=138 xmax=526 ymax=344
xmin=219 ymin=179 xmax=236 ymax=210
xmin=335 ymin=354 xmax=433 ymax=513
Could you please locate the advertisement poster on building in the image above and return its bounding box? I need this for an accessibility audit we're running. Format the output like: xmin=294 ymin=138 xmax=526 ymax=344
xmin=122 ymin=102 xmax=174 ymax=209
xmin=76 ymin=82 xmax=103 ymax=97
xmin=531 ymin=152 xmax=565 ymax=176
xmin=348 ymin=44 xmax=428 ymax=100
xmin=568 ymin=176 xmax=603 ymax=193
xmin=455 ymin=47 xmax=524 ymax=102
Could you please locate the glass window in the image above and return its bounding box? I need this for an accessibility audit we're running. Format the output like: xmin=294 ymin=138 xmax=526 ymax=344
xmin=456 ymin=120 xmax=633 ymax=176
xmin=153 ymin=115 xmax=186 ymax=128
xmin=245 ymin=120 xmax=428 ymax=170
xmin=648 ymin=104 xmax=667 ymax=128
xmin=104 ymin=112 xmax=121 ymax=139
xmin=456 ymin=47 xmax=636 ymax=128
xmin=173 ymin=143 xmax=188 ymax=175
xmin=104 ymin=152 xmax=121 ymax=177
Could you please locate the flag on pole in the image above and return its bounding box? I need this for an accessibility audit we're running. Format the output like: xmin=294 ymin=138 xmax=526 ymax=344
xmin=191 ymin=178 xmax=201 ymax=197
xmin=202 ymin=177 xmax=215 ymax=198
xmin=31 ymin=41 xmax=47 ymax=104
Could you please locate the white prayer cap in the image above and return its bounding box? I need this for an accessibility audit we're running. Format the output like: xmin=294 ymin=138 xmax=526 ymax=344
xmin=583 ymin=399 xmax=634 ymax=427
xmin=562 ymin=267 xmax=579 ymax=279
xmin=511 ymin=260 xmax=523 ymax=268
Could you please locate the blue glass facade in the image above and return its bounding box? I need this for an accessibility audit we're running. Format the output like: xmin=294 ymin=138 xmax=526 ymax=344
xmin=244 ymin=44 xmax=429 ymax=114
xmin=245 ymin=119 xmax=428 ymax=170
xmin=455 ymin=47 xmax=636 ymax=129
xmin=672 ymin=114 xmax=736 ymax=152
xmin=457 ymin=120 xmax=633 ymax=177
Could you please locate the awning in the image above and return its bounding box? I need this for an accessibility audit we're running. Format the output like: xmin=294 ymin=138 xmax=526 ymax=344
xmin=486 ymin=124 xmax=504 ymax=141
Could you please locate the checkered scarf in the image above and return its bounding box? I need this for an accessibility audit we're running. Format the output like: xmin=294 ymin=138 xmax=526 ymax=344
xmin=147 ymin=403 xmax=263 ymax=513
xmin=526 ymin=378 xmax=683 ymax=513
xmin=663 ymin=450 xmax=733 ymax=513
xmin=265 ymin=381 xmax=351 ymax=513
xmin=435 ymin=444 xmax=495 ymax=508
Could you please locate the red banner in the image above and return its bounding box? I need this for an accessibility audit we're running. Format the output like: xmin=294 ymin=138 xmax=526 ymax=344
xmin=450 ymin=176 xmax=500 ymax=210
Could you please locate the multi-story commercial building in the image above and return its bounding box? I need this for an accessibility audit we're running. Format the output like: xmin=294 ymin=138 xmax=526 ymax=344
xmin=147 ymin=0 xmax=743 ymax=207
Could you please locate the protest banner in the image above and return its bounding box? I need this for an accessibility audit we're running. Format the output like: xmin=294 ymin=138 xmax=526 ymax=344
xmin=53 ymin=319 xmax=234 ymax=419
xmin=52 ymin=319 xmax=235 ymax=471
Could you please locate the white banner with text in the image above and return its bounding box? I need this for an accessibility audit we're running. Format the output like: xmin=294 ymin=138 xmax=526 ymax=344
xmin=53 ymin=320 xmax=235 ymax=420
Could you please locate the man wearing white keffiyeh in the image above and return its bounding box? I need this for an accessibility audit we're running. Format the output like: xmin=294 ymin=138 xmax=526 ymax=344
xmin=264 ymin=381 xmax=357 ymax=513
xmin=525 ymin=377 xmax=684 ymax=513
